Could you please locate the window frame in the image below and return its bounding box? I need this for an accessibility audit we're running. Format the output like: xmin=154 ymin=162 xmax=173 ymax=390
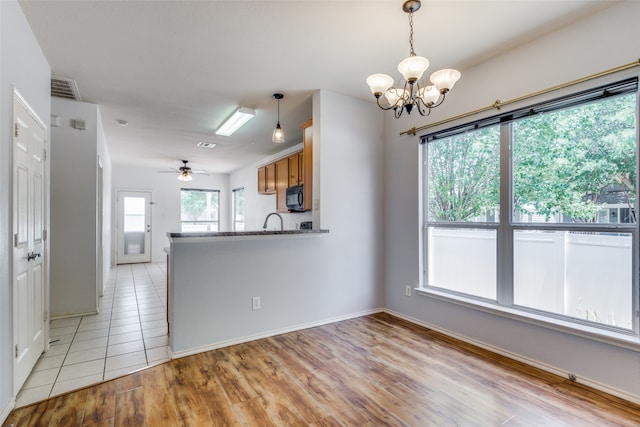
xmin=420 ymin=73 xmax=640 ymax=341
xmin=232 ymin=187 xmax=245 ymax=231
xmin=180 ymin=188 xmax=220 ymax=232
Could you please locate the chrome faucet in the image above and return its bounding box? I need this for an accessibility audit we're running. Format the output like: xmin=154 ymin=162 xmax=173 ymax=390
xmin=262 ymin=212 xmax=284 ymax=231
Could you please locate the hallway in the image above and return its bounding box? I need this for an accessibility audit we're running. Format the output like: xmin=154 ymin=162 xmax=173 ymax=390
xmin=15 ymin=263 xmax=170 ymax=407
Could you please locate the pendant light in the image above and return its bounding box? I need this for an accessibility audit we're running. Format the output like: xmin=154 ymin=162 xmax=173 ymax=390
xmin=272 ymin=93 xmax=285 ymax=144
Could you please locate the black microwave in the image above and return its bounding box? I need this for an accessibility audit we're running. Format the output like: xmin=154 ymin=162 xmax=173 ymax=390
xmin=286 ymin=185 xmax=305 ymax=212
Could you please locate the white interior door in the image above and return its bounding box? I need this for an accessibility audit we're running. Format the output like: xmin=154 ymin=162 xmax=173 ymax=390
xmin=13 ymin=91 xmax=47 ymax=394
xmin=117 ymin=190 xmax=152 ymax=264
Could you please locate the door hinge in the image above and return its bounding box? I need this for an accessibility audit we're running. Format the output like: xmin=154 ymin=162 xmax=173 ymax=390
xmin=15 ymin=345 xmax=19 ymax=358
xmin=14 ymin=233 xmax=19 ymax=247
xmin=14 ymin=123 xmax=19 ymax=138
xmin=44 ymin=310 xmax=48 ymax=322
xmin=43 ymin=229 xmax=47 ymax=241
xmin=43 ymin=149 xmax=47 ymax=161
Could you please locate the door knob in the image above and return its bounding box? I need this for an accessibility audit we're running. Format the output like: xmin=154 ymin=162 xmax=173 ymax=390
xmin=27 ymin=252 xmax=41 ymax=261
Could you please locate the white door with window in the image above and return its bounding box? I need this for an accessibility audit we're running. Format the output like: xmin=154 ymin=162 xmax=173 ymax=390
xmin=116 ymin=190 xmax=152 ymax=264
xmin=13 ymin=91 xmax=47 ymax=394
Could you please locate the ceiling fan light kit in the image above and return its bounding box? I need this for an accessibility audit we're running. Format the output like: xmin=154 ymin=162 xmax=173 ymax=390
xmin=215 ymin=107 xmax=256 ymax=136
xmin=157 ymin=160 xmax=209 ymax=181
xmin=177 ymin=171 xmax=193 ymax=181
xmin=366 ymin=0 xmax=461 ymax=118
xmin=272 ymin=93 xmax=285 ymax=144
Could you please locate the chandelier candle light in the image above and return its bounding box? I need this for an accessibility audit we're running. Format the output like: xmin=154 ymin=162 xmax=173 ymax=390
xmin=366 ymin=0 xmax=461 ymax=118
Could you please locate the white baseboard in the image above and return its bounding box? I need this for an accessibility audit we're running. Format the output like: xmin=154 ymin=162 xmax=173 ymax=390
xmin=384 ymin=309 xmax=640 ymax=406
xmin=170 ymin=308 xmax=384 ymax=359
xmin=50 ymin=311 xmax=97 ymax=321
xmin=1 ymin=397 xmax=16 ymax=426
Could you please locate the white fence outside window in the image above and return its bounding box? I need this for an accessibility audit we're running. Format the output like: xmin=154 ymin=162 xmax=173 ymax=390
xmin=428 ymin=228 xmax=633 ymax=329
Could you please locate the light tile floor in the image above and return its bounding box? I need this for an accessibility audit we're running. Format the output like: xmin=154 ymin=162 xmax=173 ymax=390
xmin=16 ymin=262 xmax=170 ymax=408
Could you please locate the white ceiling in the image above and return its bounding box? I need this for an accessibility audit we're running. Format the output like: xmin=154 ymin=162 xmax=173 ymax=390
xmin=18 ymin=0 xmax=613 ymax=174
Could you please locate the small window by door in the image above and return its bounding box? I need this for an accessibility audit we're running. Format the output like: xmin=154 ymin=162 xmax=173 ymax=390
xmin=232 ymin=187 xmax=245 ymax=231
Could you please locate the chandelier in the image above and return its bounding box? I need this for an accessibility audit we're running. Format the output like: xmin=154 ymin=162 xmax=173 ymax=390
xmin=366 ymin=0 xmax=461 ymax=118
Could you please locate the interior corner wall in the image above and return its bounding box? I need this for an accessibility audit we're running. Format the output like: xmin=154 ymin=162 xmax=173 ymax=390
xmin=382 ymin=1 xmax=640 ymax=402
xmin=50 ymin=98 xmax=100 ymax=318
xmin=314 ymin=89 xmax=386 ymax=310
xmin=0 ymin=0 xmax=50 ymax=419
xmin=110 ymin=165 xmax=230 ymax=263
xmin=96 ymin=107 xmax=112 ymax=291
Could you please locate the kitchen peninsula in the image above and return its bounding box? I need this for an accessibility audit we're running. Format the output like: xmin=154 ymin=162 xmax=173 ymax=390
xmin=166 ymin=229 xmax=331 ymax=357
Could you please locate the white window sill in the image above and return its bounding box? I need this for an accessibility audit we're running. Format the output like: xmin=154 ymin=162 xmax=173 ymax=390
xmin=415 ymin=287 xmax=640 ymax=352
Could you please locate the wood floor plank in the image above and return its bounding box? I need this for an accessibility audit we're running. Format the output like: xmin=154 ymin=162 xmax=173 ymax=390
xmin=5 ymin=313 xmax=640 ymax=426
xmin=164 ymin=354 xmax=222 ymax=425
xmin=139 ymin=366 xmax=182 ymax=427
xmin=81 ymin=380 xmax=116 ymax=426
xmin=46 ymin=389 xmax=89 ymax=426
xmin=195 ymin=359 xmax=246 ymax=426
xmin=114 ymin=387 xmax=144 ymax=427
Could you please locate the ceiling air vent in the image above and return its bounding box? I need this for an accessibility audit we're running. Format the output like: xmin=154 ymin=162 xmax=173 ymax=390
xmin=197 ymin=141 xmax=216 ymax=149
xmin=51 ymin=76 xmax=81 ymax=101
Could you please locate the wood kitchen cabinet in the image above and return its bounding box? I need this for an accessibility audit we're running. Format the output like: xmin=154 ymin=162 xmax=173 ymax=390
xmin=275 ymin=157 xmax=289 ymax=212
xmin=288 ymin=151 xmax=304 ymax=187
xmin=256 ymin=119 xmax=312 ymax=211
xmin=257 ymin=167 xmax=266 ymax=193
xmin=258 ymin=163 xmax=276 ymax=194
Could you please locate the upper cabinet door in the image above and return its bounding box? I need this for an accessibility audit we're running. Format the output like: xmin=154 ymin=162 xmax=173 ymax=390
xmin=289 ymin=153 xmax=300 ymax=187
xmin=275 ymin=158 xmax=289 ymax=212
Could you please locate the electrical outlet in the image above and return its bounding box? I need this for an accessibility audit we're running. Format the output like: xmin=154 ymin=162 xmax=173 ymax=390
xmin=252 ymin=296 xmax=261 ymax=310
xmin=405 ymin=286 xmax=412 ymax=297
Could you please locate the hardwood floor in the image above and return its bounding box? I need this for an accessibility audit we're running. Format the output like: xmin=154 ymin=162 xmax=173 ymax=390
xmin=5 ymin=313 xmax=640 ymax=426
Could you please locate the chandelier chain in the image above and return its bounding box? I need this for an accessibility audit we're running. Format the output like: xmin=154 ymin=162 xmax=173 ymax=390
xmin=408 ymin=10 xmax=415 ymax=57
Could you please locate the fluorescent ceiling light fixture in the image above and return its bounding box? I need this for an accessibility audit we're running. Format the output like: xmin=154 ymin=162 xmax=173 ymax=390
xmin=215 ymin=107 xmax=255 ymax=136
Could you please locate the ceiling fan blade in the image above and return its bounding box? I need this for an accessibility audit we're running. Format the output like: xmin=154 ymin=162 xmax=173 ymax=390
xmin=157 ymin=170 xmax=180 ymax=174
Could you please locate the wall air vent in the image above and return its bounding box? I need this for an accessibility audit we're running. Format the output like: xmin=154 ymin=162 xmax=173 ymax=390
xmin=51 ymin=76 xmax=81 ymax=101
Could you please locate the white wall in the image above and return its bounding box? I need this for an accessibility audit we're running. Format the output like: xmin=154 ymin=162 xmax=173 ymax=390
xmin=50 ymin=98 xmax=108 ymax=317
xmin=169 ymin=89 xmax=385 ymax=354
xmin=97 ymin=109 xmax=112 ymax=292
xmin=111 ymin=165 xmax=230 ymax=263
xmin=383 ymin=1 xmax=640 ymax=402
xmin=0 ymin=0 xmax=50 ymax=420
xmin=229 ymin=142 xmax=312 ymax=231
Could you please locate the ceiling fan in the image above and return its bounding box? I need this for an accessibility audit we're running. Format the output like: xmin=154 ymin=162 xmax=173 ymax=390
xmin=157 ymin=160 xmax=209 ymax=181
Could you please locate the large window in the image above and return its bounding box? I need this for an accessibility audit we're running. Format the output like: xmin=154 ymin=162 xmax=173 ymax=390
xmin=232 ymin=187 xmax=245 ymax=231
xmin=181 ymin=188 xmax=219 ymax=232
xmin=423 ymin=78 xmax=638 ymax=335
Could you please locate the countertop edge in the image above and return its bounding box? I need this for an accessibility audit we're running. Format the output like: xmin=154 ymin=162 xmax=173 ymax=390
xmin=167 ymin=229 xmax=329 ymax=243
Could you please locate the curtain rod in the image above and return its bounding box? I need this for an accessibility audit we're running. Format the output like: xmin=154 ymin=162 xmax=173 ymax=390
xmin=400 ymin=58 xmax=640 ymax=137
